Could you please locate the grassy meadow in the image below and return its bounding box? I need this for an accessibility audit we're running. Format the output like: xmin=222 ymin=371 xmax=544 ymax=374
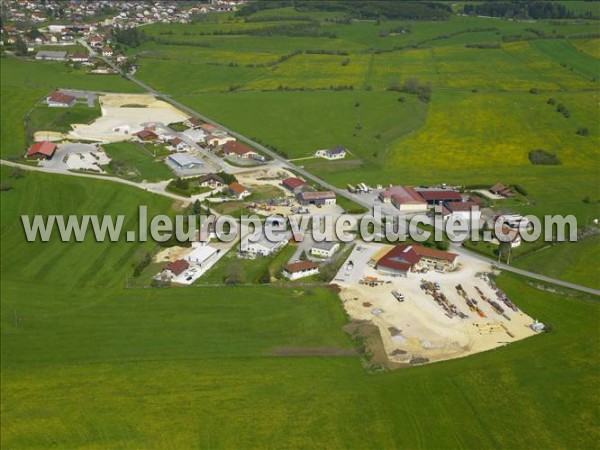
xmin=1 ymin=170 xmax=599 ymax=448
xmin=103 ymin=141 xmax=174 ymax=182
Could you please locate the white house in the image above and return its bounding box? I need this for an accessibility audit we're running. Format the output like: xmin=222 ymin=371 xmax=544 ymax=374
xmin=241 ymin=231 xmax=291 ymax=256
xmin=282 ymin=261 xmax=319 ymax=280
xmin=315 ymin=145 xmax=347 ymax=160
xmin=227 ymin=182 xmax=251 ymax=200
xmin=168 ymin=137 xmax=190 ymax=152
xmin=310 ymin=241 xmax=340 ymax=259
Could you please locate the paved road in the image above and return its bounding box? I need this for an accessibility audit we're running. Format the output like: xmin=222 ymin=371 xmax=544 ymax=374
xmin=455 ymin=244 xmax=600 ymax=296
xmin=1 ymin=159 xmax=192 ymax=203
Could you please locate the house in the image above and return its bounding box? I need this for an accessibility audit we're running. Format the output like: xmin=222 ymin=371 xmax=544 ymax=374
xmin=35 ymin=50 xmax=67 ymax=61
xmin=89 ymin=35 xmax=104 ymax=47
xmin=490 ymin=183 xmax=514 ymax=198
xmin=376 ymin=244 xmax=459 ymax=276
xmin=205 ymin=131 xmax=235 ymax=147
xmin=315 ymin=145 xmax=347 ymax=160
xmin=46 ymin=91 xmax=76 ymax=107
xmin=281 ymin=177 xmax=306 ymax=193
xmin=221 ymin=141 xmax=257 ymax=158
xmin=282 ymin=261 xmax=319 ymax=280
xmin=69 ymin=53 xmax=89 ymax=63
xmin=167 ymin=153 xmax=203 ymax=172
xmin=184 ymin=117 xmax=202 ymax=128
xmin=134 ymin=129 xmax=158 ymax=141
xmin=443 ymin=201 xmax=481 ymax=224
xmin=198 ymin=173 xmax=224 ymax=188
xmin=310 ymin=241 xmax=340 ymax=259
xmin=379 ymin=186 xmax=427 ymax=212
xmin=241 ymin=231 xmax=291 ymax=256
xmin=102 ymin=46 xmax=113 ymax=57
xmin=416 ymin=188 xmax=462 ymax=205
xmin=199 ymin=123 xmax=218 ymax=134
xmin=296 ymin=191 xmax=336 ymax=206
xmin=26 ymin=141 xmax=57 ymax=160
xmin=184 ymin=245 xmax=218 ymax=268
xmin=168 ymin=137 xmax=189 ymax=152
xmin=227 ymin=182 xmax=251 ymax=199
xmin=161 ymin=259 xmax=189 ymax=279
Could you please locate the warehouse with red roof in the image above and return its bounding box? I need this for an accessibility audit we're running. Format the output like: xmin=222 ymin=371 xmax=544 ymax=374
xmin=26 ymin=141 xmax=57 ymax=160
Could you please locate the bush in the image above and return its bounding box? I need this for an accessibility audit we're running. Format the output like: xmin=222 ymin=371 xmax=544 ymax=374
xmin=528 ymin=149 xmax=561 ymax=165
xmin=529 ymin=87 xmax=539 ymax=94
xmin=576 ymin=127 xmax=589 ymax=136
xmin=547 ymin=97 xmax=555 ymax=105
xmin=512 ymin=184 xmax=528 ymax=196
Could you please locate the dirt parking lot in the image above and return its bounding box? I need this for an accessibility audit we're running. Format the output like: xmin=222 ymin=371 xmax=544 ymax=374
xmin=335 ymin=243 xmax=537 ymax=366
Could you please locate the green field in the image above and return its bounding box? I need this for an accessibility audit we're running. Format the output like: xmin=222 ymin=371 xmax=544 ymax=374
xmin=513 ymin=235 xmax=600 ymax=290
xmin=1 ymin=170 xmax=599 ymax=448
xmin=103 ymin=141 xmax=174 ymax=182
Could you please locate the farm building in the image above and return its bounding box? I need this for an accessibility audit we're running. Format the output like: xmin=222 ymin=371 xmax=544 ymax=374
xmin=282 ymin=261 xmax=319 ymax=280
xmin=443 ymin=201 xmax=481 ymax=224
xmin=134 ymin=129 xmax=158 ymax=142
xmin=416 ymin=188 xmax=462 ymax=205
xmin=222 ymin=141 xmax=257 ymax=159
xmin=45 ymin=91 xmax=76 ymax=107
xmin=490 ymin=183 xmax=514 ymax=198
xmin=379 ymin=186 xmax=427 ymax=212
xmin=167 ymin=153 xmax=203 ymax=171
xmin=199 ymin=123 xmax=218 ymax=134
xmin=281 ymin=177 xmax=306 ymax=193
xmin=227 ymin=182 xmax=251 ymax=200
xmin=161 ymin=259 xmax=189 ymax=279
xmin=241 ymin=231 xmax=291 ymax=256
xmin=35 ymin=50 xmax=67 ymax=61
xmin=26 ymin=141 xmax=57 ymax=160
xmin=310 ymin=241 xmax=340 ymax=258
xmin=185 ymin=245 xmax=219 ymax=268
xmin=315 ymin=145 xmax=347 ymax=160
xmin=376 ymin=244 xmax=458 ymax=276
xmin=198 ymin=173 xmax=224 ymax=188
xmin=296 ymin=191 xmax=336 ymax=206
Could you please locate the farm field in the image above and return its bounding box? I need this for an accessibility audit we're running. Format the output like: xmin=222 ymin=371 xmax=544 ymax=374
xmin=513 ymin=235 xmax=600 ymax=290
xmin=1 ymin=170 xmax=599 ymax=448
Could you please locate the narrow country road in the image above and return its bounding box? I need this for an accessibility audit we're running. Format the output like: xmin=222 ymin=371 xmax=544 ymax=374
xmin=455 ymin=244 xmax=600 ymax=296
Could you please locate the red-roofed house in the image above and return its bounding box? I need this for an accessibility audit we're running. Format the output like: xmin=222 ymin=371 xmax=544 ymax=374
xmin=282 ymin=260 xmax=319 ymax=280
xmin=281 ymin=177 xmax=306 ymax=193
xmin=46 ymin=91 xmax=76 ymax=107
xmin=161 ymin=259 xmax=189 ymax=279
xmin=227 ymin=182 xmax=251 ymax=200
xmin=376 ymin=244 xmax=458 ymax=275
xmin=379 ymin=186 xmax=427 ymax=212
xmin=134 ymin=129 xmax=158 ymax=141
xmin=26 ymin=141 xmax=57 ymax=160
xmin=222 ymin=141 xmax=258 ymax=159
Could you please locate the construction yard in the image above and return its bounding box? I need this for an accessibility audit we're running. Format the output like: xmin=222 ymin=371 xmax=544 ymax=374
xmin=334 ymin=243 xmax=538 ymax=366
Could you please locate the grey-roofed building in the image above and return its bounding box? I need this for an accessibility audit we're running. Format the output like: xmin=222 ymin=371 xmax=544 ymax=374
xmin=240 ymin=231 xmax=291 ymax=256
xmin=35 ymin=50 xmax=67 ymax=61
xmin=310 ymin=241 xmax=340 ymax=258
xmin=166 ymin=153 xmax=203 ymax=175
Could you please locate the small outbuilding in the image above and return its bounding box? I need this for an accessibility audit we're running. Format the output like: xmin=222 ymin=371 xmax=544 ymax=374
xmin=282 ymin=261 xmax=319 ymax=280
xmin=26 ymin=141 xmax=57 ymax=160
xmin=296 ymin=191 xmax=336 ymax=206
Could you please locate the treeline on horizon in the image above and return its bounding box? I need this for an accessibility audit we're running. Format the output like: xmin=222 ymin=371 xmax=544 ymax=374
xmin=236 ymin=1 xmax=453 ymax=21
xmin=463 ymin=1 xmax=596 ymax=20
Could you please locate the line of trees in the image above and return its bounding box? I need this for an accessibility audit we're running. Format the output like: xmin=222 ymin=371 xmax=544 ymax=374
xmin=463 ymin=2 xmax=573 ymax=20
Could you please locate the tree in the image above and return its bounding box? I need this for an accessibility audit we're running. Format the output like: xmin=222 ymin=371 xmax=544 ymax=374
xmin=576 ymin=127 xmax=589 ymax=136
xmin=299 ymin=250 xmax=308 ymax=261
xmin=14 ymin=37 xmax=27 ymax=56
xmin=192 ymin=199 xmax=202 ymax=215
